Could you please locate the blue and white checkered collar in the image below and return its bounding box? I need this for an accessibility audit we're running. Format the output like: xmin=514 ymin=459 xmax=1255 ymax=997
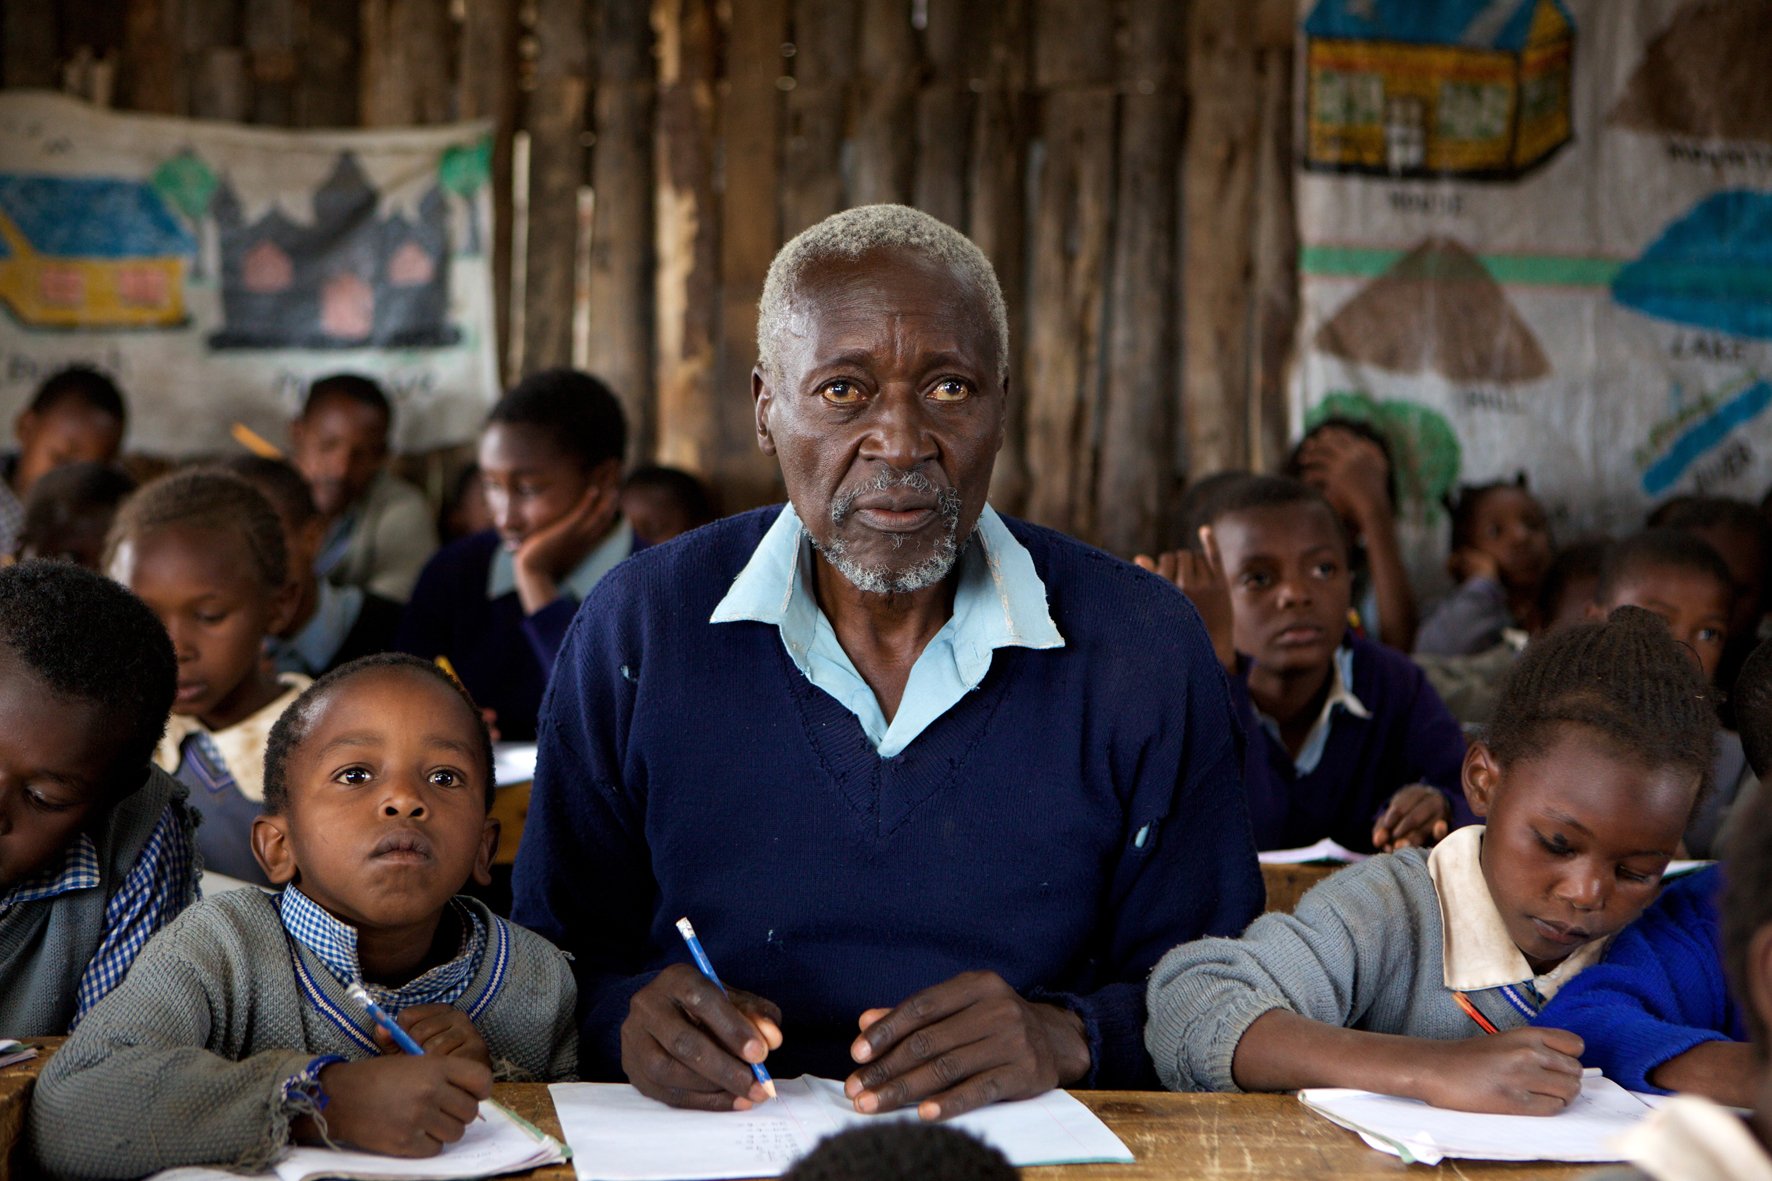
xmin=275 ymin=884 xmax=487 ymax=1012
xmin=0 ymin=831 xmax=99 ymax=914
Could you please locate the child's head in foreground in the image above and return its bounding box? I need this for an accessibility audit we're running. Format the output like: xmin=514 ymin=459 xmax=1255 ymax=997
xmin=1465 ymin=606 xmax=1715 ymax=973
xmin=1592 ymin=528 xmax=1733 ymax=682
xmin=0 ymin=561 xmax=175 ymax=889
xmin=480 ymin=368 xmax=628 ymax=554
xmin=254 ymin=654 xmax=497 ymax=931
xmin=1204 ymin=475 xmax=1350 ymax=678
xmin=11 ymin=366 xmax=127 ymax=497
xmin=104 ymin=468 xmax=296 ymax=729
xmin=1447 ymin=475 xmax=1553 ymax=597
xmin=782 ymin=1123 xmax=1017 ymax=1181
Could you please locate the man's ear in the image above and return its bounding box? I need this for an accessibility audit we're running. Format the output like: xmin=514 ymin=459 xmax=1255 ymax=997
xmin=752 ymin=367 xmax=777 ymax=457
xmin=472 ymin=816 xmax=500 ymax=888
xmin=1462 ymin=741 xmax=1500 ymax=819
xmin=253 ymin=813 xmax=299 ymax=884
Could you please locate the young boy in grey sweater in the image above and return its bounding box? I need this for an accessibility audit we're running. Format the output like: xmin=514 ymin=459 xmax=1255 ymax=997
xmin=1145 ymin=607 xmax=1715 ymax=1115
xmin=0 ymin=561 xmax=199 ymax=1036
xmin=31 ymin=654 xmax=577 ymax=1179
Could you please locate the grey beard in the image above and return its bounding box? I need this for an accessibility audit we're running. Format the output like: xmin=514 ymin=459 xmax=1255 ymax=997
xmin=816 ymin=470 xmax=965 ymax=594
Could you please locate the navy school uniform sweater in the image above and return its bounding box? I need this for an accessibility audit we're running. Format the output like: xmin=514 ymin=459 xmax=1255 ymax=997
xmin=511 ymin=506 xmax=1264 ymax=1089
xmin=1230 ymin=632 xmax=1472 ymax=853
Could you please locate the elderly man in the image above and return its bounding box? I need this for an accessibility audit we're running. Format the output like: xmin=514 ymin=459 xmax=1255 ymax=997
xmin=512 ymin=205 xmax=1260 ymax=1118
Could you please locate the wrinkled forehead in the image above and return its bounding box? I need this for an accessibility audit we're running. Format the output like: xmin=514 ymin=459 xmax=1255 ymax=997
xmin=783 ymin=249 xmax=1000 ymax=364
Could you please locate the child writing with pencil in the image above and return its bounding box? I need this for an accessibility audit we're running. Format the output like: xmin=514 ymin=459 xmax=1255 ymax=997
xmin=1144 ymin=607 xmax=1715 ymax=1114
xmin=29 ymin=654 xmax=577 ymax=1179
xmin=107 ymin=469 xmax=307 ymax=885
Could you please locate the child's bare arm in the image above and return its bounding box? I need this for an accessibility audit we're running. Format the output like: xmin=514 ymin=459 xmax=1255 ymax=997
xmin=1646 ymin=1040 xmax=1755 ymax=1108
xmin=1232 ymin=1010 xmax=1586 ymax=1115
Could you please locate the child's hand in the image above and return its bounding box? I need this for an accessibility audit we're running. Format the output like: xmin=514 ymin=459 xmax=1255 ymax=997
xmin=1135 ymin=527 xmax=1235 ymax=671
xmin=1372 ymin=785 xmax=1451 ymax=851
xmin=1447 ymin=546 xmax=1501 ymax=585
xmin=1296 ymin=428 xmax=1392 ymax=528
xmin=374 ymin=1003 xmax=494 ymax=1068
xmin=312 ymin=1055 xmax=493 ymax=1156
xmin=1419 ymin=1028 xmax=1585 ymax=1115
xmin=511 ymin=481 xmax=621 ymax=615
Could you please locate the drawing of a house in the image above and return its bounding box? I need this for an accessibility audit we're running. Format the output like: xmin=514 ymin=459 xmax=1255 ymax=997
xmin=0 ymin=174 xmax=196 ymax=329
xmin=1303 ymin=0 xmax=1575 ymax=180
xmin=210 ymin=151 xmax=457 ymax=350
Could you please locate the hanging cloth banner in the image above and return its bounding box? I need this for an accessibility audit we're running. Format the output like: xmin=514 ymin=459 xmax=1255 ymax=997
xmin=1292 ymin=0 xmax=1772 ymax=555
xmin=0 ymin=91 xmax=498 ymax=456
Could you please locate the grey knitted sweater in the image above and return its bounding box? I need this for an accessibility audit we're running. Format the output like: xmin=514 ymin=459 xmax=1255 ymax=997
xmin=1144 ymin=847 xmax=1541 ymax=1092
xmin=29 ymin=888 xmax=577 ymax=1180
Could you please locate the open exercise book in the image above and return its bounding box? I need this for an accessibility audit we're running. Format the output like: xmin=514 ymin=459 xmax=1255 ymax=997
xmin=549 ymin=1075 xmax=1134 ymax=1181
xmin=0 ymin=1039 xmax=38 ymax=1069
xmin=147 ymin=1099 xmax=567 ymax=1181
xmin=1301 ymin=1074 xmax=1655 ymax=1166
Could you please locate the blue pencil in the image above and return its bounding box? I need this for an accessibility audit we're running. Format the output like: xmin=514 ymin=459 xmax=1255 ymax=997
xmin=674 ymin=917 xmax=778 ymax=1098
xmin=348 ymin=982 xmax=426 ymax=1056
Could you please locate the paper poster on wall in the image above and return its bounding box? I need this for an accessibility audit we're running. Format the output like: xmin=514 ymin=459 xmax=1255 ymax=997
xmin=1292 ymin=0 xmax=1772 ymax=581
xmin=0 ymin=91 xmax=498 ymax=456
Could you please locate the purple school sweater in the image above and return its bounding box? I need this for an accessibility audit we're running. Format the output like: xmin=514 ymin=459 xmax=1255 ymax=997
xmin=511 ymin=507 xmax=1263 ymax=1088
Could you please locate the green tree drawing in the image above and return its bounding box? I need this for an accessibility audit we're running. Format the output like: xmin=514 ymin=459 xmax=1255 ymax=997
xmin=438 ymin=136 xmax=493 ymax=256
xmin=151 ymin=149 xmax=219 ymax=279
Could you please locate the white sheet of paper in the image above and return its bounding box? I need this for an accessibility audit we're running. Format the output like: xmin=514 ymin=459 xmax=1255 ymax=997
xmin=1257 ymin=838 xmax=1370 ymax=865
xmin=1300 ymin=1075 xmax=1654 ymax=1165
xmin=0 ymin=1038 xmax=36 ymax=1069
xmin=548 ymin=1076 xmax=1133 ymax=1181
xmin=273 ymin=1100 xmax=561 ymax=1180
xmin=493 ymin=742 xmax=539 ymax=787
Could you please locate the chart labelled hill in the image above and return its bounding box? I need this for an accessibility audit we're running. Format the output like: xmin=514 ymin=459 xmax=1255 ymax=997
xmin=1612 ymin=191 xmax=1772 ymax=341
xmin=1609 ymin=0 xmax=1772 ymax=143
xmin=1314 ymin=237 xmax=1550 ymax=383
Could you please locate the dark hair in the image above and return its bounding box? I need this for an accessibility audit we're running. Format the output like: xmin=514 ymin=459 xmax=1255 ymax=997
xmin=1724 ymin=790 xmax=1772 ymax=1054
xmin=104 ymin=467 xmax=288 ymax=590
xmin=28 ymin=364 xmax=127 ymax=424
xmin=782 ymin=1125 xmax=1017 ymax=1181
xmin=1536 ymin=537 xmax=1608 ymax=623
xmin=19 ymin=462 xmax=136 ymax=559
xmin=1595 ymin=528 xmax=1733 ymax=607
xmin=1736 ymin=638 xmax=1772 ymax=781
xmin=1486 ymin=605 xmax=1715 ymax=793
xmin=1285 ymin=416 xmax=1399 ymax=510
xmin=1206 ymin=474 xmax=1349 ymax=556
xmin=622 ymin=465 xmax=716 ymax=527
xmin=487 ymin=368 xmax=628 ymax=470
xmin=1176 ymin=470 xmax=1253 ymax=553
xmin=1446 ymin=473 xmax=1534 ymax=552
xmin=0 ymin=561 xmax=175 ymax=793
xmin=301 ymin=373 xmax=392 ymax=424
xmin=1651 ymin=494 xmax=1771 ymax=600
xmin=222 ymin=455 xmax=319 ymax=528
xmin=263 ymin=653 xmax=495 ymax=815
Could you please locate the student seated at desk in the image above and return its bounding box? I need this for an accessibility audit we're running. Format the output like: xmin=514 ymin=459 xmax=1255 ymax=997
xmin=397 ymin=369 xmax=638 ymax=742
xmin=0 ymin=562 xmax=198 ymax=1036
xmin=28 ymin=655 xmax=577 ymax=1180
xmin=1415 ymin=477 xmax=1554 ymax=657
xmin=0 ymin=366 xmax=127 ymax=559
xmin=1145 ymin=608 xmax=1714 ymax=1114
xmin=107 ymin=469 xmax=307 ymax=885
xmin=1139 ymin=474 xmax=1468 ymax=853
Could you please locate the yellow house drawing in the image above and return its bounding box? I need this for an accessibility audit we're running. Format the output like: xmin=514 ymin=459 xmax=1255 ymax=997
xmin=0 ymin=174 xmax=195 ymax=330
xmin=1304 ymin=0 xmax=1575 ymax=180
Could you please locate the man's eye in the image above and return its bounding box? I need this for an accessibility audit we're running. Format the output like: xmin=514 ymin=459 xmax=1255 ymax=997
xmin=336 ymin=766 xmax=373 ymax=786
xmin=930 ymin=378 xmax=971 ymax=402
xmin=821 ymin=381 xmax=864 ymax=405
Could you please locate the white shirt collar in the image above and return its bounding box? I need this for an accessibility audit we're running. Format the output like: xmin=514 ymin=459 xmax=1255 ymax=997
xmin=155 ymin=676 xmax=310 ymax=803
xmin=486 ymin=518 xmax=634 ymax=601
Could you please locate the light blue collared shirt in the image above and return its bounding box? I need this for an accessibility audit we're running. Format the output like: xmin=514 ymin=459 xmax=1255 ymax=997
xmin=1254 ymin=645 xmax=1371 ymax=776
xmin=710 ymin=504 xmax=1064 ymax=758
xmin=487 ymin=519 xmax=635 ymax=601
xmin=271 ymin=581 xmax=364 ymax=676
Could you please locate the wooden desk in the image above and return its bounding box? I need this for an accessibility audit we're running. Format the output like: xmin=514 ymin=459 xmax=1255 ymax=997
xmin=1259 ymin=862 xmax=1340 ymax=914
xmin=0 ymin=1037 xmax=60 ymax=1181
xmin=493 ymin=1085 xmax=1589 ymax=1180
xmin=491 ymin=781 xmax=533 ymax=868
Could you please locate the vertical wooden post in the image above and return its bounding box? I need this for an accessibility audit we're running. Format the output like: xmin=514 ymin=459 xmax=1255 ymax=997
xmin=244 ymin=0 xmax=297 ymax=125
xmin=1249 ymin=0 xmax=1299 ymax=473
xmin=714 ymin=0 xmax=788 ymax=507
xmin=522 ymin=0 xmax=591 ymax=373
xmin=184 ymin=0 xmax=247 ymax=121
xmin=850 ymin=0 xmax=917 ymax=206
xmin=121 ymin=0 xmax=181 ymax=114
xmin=3 ymin=1 xmax=59 ymax=89
xmin=653 ymin=0 xmax=720 ymax=478
xmin=459 ymin=0 xmax=521 ymax=386
xmin=912 ymin=0 xmax=975 ymax=231
xmin=780 ymin=0 xmax=855 ymax=238
xmin=1181 ymin=0 xmax=1260 ymax=477
xmin=296 ymin=0 xmax=358 ymax=126
xmin=361 ymin=0 xmax=455 ymax=127
xmin=1096 ymin=0 xmax=1184 ymax=557
xmin=585 ymin=0 xmax=656 ymax=453
xmin=1022 ymin=0 xmax=1116 ymax=539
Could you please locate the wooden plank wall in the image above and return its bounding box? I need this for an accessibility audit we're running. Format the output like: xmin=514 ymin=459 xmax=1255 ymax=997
xmin=0 ymin=0 xmax=1298 ymax=558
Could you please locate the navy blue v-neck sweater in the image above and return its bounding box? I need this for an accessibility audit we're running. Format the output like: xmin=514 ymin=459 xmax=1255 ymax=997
xmin=511 ymin=507 xmax=1262 ymax=1088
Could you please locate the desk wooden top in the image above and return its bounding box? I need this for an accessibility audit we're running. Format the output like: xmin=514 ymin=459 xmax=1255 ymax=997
xmin=492 ymin=1085 xmax=1590 ymax=1180
xmin=0 ymin=1037 xmax=61 ymax=1181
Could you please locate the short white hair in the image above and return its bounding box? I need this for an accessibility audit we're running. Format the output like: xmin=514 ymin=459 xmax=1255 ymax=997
xmin=756 ymin=204 xmax=1010 ymax=384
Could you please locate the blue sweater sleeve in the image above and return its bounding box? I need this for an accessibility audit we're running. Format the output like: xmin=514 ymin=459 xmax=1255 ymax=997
xmin=1533 ymin=869 xmax=1744 ymax=1093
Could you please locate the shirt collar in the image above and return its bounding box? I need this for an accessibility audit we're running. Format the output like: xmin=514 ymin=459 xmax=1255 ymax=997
xmin=486 ymin=518 xmax=634 ymax=601
xmin=0 ymin=831 xmax=99 ymax=913
xmin=1428 ymin=824 xmax=1610 ymax=998
xmin=271 ymin=581 xmax=365 ymax=677
xmin=277 ymin=884 xmax=487 ymax=1012
xmin=156 ymin=676 xmax=311 ymax=803
xmin=1256 ymin=644 xmax=1371 ymax=775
